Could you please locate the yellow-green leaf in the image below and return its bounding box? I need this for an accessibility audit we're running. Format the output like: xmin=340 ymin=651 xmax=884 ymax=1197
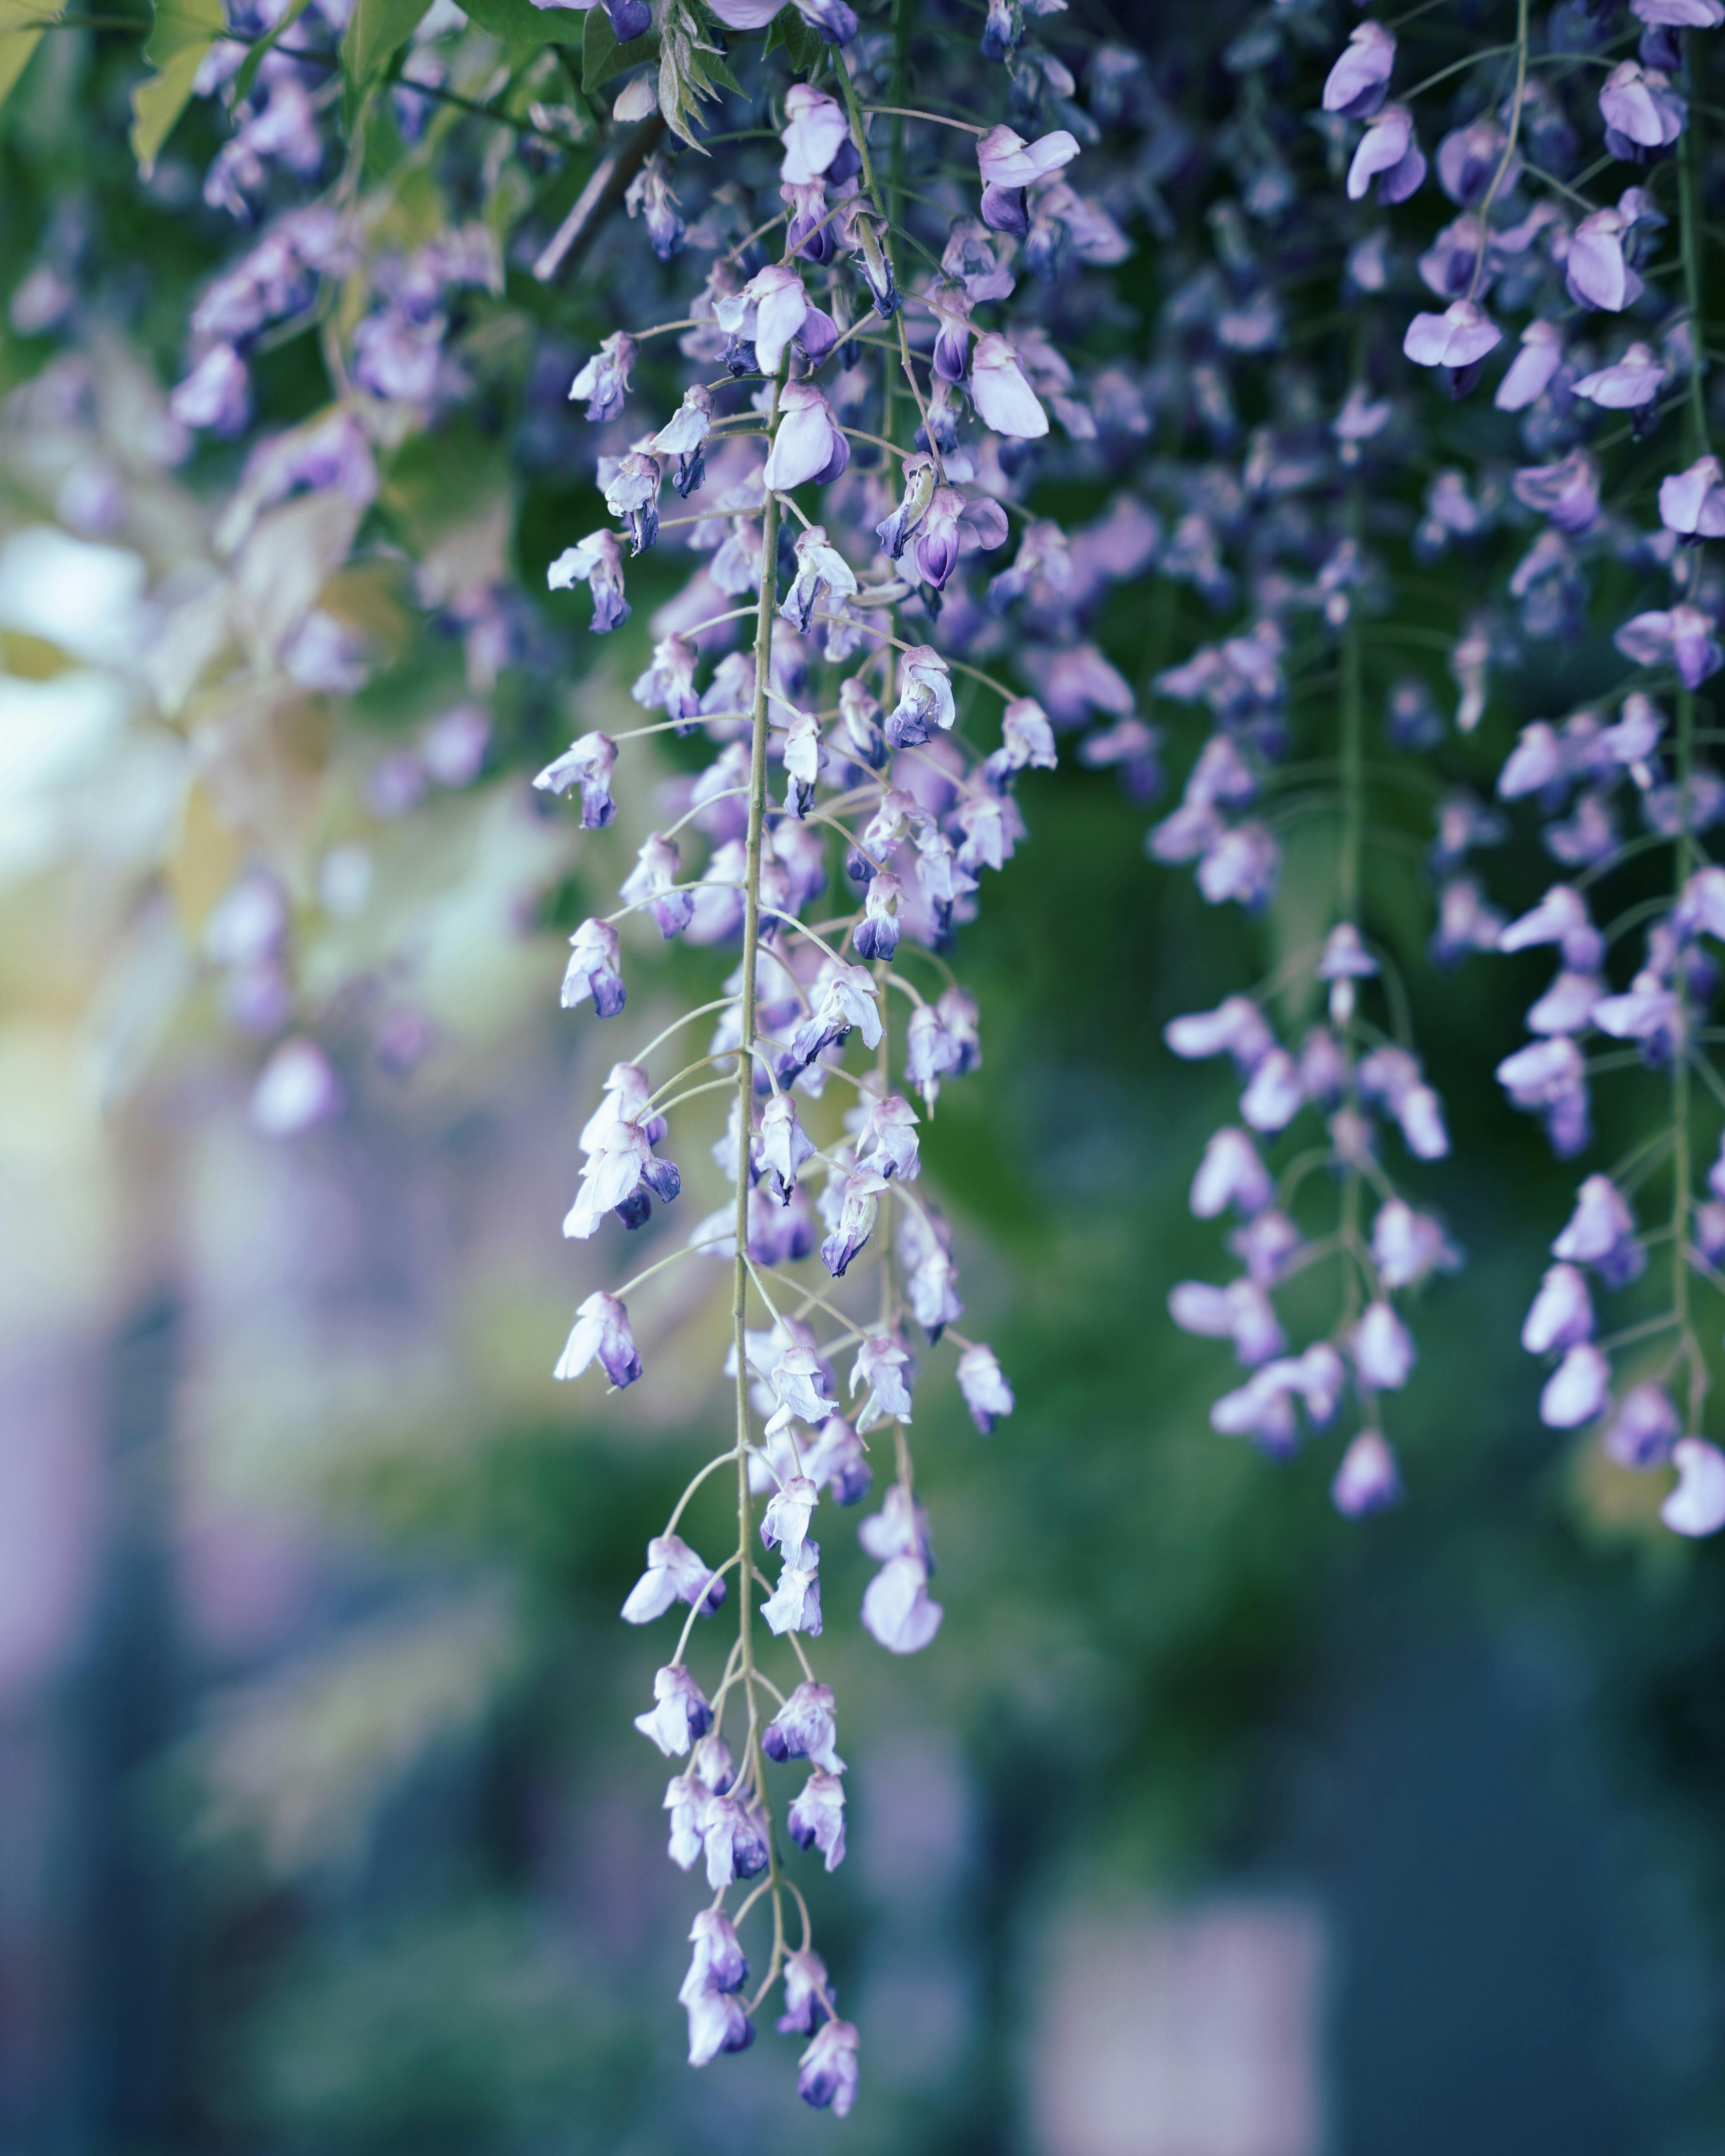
xmin=582 ymin=2 xmax=652 ymax=92
xmin=232 ymin=0 xmax=309 ymax=101
xmin=0 ymin=0 xmax=57 ymax=117
xmin=129 ymin=0 xmax=227 ymax=177
xmin=343 ymin=0 xmax=433 ymax=85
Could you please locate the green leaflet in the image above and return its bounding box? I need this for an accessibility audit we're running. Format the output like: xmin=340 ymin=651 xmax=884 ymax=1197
xmin=463 ymin=0 xmax=587 ymax=42
xmin=654 ymin=0 xmax=735 ymax=149
xmin=232 ymin=0 xmax=310 ymax=101
xmin=129 ymin=0 xmax=226 ymax=176
xmin=761 ymin=5 xmax=821 ymax=74
xmin=0 ymin=0 xmax=56 ymax=116
xmin=581 ymin=3 xmax=653 ymax=94
xmin=343 ymin=0 xmax=433 ymax=86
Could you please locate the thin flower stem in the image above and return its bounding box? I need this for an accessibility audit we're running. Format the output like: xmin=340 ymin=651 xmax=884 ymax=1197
xmin=630 ymin=996 xmax=739 ymax=1068
xmin=1466 ymin=0 xmax=1530 ymax=307
xmin=664 ymin=1451 xmax=743 ymax=1540
xmin=671 ymin=1554 xmax=743 ymax=1667
xmin=612 ymin=1232 xmax=736 ymax=1304
xmin=861 ymin=103 xmax=986 ymax=135
xmin=654 ymin=1075 xmax=742 ymax=1119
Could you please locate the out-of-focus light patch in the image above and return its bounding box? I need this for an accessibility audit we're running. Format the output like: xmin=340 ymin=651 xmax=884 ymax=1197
xmin=0 ymin=1355 xmax=100 ymax=1700
xmin=1033 ymin=1896 xmax=1331 ymax=2156
xmin=0 ymin=1024 xmax=116 ymax=1326
xmin=176 ymin=1501 xmax=316 ymax=1659
xmin=0 ymin=668 xmax=133 ymax=882
xmin=0 ymin=526 xmax=150 ymax=669
xmin=250 ymin=1036 xmax=343 ymax=1138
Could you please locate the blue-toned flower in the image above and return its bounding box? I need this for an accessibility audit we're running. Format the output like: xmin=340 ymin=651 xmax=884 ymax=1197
xmin=1521 ymin=1263 xmax=1594 ymax=1354
xmin=1660 ymin=454 xmax=1725 ymax=539
xmin=1495 ymin=320 xmax=1565 ymax=413
xmin=851 ymin=1335 xmax=914 ymax=1428
xmin=762 ymin=1474 xmax=819 ymax=1568
xmin=1371 ymin=1201 xmax=1460 ymax=1290
xmin=1552 ymin=1174 xmax=1647 ymax=1287
xmin=171 ymin=342 xmax=251 ymax=434
xmin=778 ymin=1946 xmax=834 ymax=2034
xmin=969 ymin=333 xmax=1049 ymax=438
xmin=634 ymin=1663 xmax=713 ymax=1756
xmin=790 ymin=962 xmax=882 ymax=1065
xmin=956 ymin=1341 xmax=1013 ymax=1432
xmin=860 ymin=1552 xmax=941 ymax=1653
xmin=1169 ymin=1278 xmax=1285 ymax=1366
xmin=802 ymin=1415 xmax=872 ymax=1505
xmin=780 ymin=83 xmax=850 ymax=184
xmin=604 ymin=448 xmax=663 ymax=555
xmin=787 ymin=1769 xmax=847 ymax=1869
xmin=1568 ymin=208 xmax=1641 ymax=313
xmin=1599 ymin=60 xmax=1686 ymax=157
xmin=1332 ymin=1430 xmax=1402 ymax=1518
xmin=759 ymin=1091 xmax=815 ymax=1202
xmin=700 ymin=1790 xmax=771 ymax=1890
xmin=621 ymin=832 xmax=695 ymax=940
xmin=651 ymin=384 xmax=713 ymax=499
xmin=684 ymin=1985 xmax=753 ymax=2067
xmin=1349 ymin=1301 xmax=1415 ymax=1390
xmin=763 ymin=1680 xmax=844 ymax=1771
xmin=548 ymin=530 xmax=630 ymax=632
xmin=1574 ymin=342 xmax=1667 ymax=410
xmin=555 ymin=1290 xmax=644 ymax=1387
xmin=621 ymin=1533 xmax=725 ymax=1623
xmin=569 ymin=330 xmax=637 ymax=422
xmin=664 ymin=1767 xmax=709 ymax=1870
xmin=782 ymin=525 xmax=857 ymax=635
xmin=975 ymin=122 xmax=1079 ymax=234
xmin=1348 ymin=104 xmax=1425 ymax=204
xmin=534 ymin=730 xmax=618 ymax=827
xmin=561 ymin=918 xmax=627 ymax=1017
xmin=682 ymin=1906 xmax=748 ymax=2001
xmin=1616 ymin=603 xmax=1724 ymax=689
xmin=1603 ymin=1382 xmax=1681 ymax=1469
xmin=1189 ymin=1127 xmax=1273 ymax=1218
xmin=1512 ymin=450 xmax=1600 ymax=536
xmin=762 ymin=1550 xmax=824 ymax=1635
xmin=763 ymin=381 xmax=848 ymax=491
xmin=624 ymin=153 xmax=684 ymax=260
xmin=1662 ymin=1438 xmax=1725 ymax=1535
xmin=820 ymin=1165 xmax=888 ymax=1278
xmin=1540 ymin=1343 xmax=1612 ymax=1428
xmin=886 ymin=645 xmax=956 ymax=747
xmin=1323 ymin=20 xmax=1395 ymax=116
xmin=1403 ymin=299 xmax=1502 ymax=370
xmin=797 ymin=2017 xmax=860 ymax=2115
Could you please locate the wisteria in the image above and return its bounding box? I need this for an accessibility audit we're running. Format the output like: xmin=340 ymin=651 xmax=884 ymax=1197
xmin=26 ymin=0 xmax=1725 ymax=2118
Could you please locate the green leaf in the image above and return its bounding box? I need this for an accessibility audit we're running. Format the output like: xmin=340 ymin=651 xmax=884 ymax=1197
xmin=232 ymin=0 xmax=310 ymax=100
xmin=463 ymin=0 xmax=588 ymax=41
xmin=581 ymin=2 xmax=652 ymax=92
xmin=0 ymin=0 xmax=56 ymax=117
xmin=129 ymin=0 xmax=227 ymax=177
xmin=775 ymin=6 xmax=821 ymax=73
xmin=343 ymin=0 xmax=433 ymax=85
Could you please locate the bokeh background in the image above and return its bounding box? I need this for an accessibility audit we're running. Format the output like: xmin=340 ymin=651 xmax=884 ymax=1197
xmin=9 ymin=6 xmax=1725 ymax=2153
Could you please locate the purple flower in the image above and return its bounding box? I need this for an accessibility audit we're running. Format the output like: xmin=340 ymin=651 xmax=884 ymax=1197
xmin=761 ymin=1474 xmax=819 ymax=1569
xmin=1495 ymin=320 xmax=1565 ymax=413
xmin=684 ymin=1987 xmax=753 ymax=2067
xmin=1331 ymin=1430 xmax=1402 ymax=1518
xmin=650 ymin=385 xmax=713 ymax=499
xmin=802 ymin=1415 xmax=872 ymax=1506
xmin=1166 ymin=995 xmax=1275 ymax=1072
xmin=621 ymin=1533 xmax=725 ymax=1623
xmin=1660 ymin=454 xmax=1725 ymax=539
xmin=969 ymin=333 xmax=1049 ymax=439
xmin=761 ymin=1551 xmax=823 ymax=1636
xmin=561 ymin=918 xmax=626 ymax=1018
xmin=534 ymin=730 xmax=617 ymax=827
xmin=1404 ymin=300 xmax=1503 ymax=372
xmin=1323 ymin=21 xmax=1396 ymax=117
xmin=787 ymin=1770 xmax=847 ymax=1870
xmin=1349 ymin=1301 xmax=1415 ymax=1390
xmin=1617 ymin=603 xmax=1725 ymax=688
xmin=1568 ymin=209 xmax=1642 ymax=312
xmin=1603 ymin=1382 xmax=1681 ymax=1469
xmin=1499 ymin=884 xmax=1604 ymax=969
xmin=955 ymin=1341 xmax=1013 ymax=1433
xmin=975 ymin=123 xmax=1080 ymax=235
xmin=624 ymin=153 xmax=684 ymax=260
xmin=1662 ymin=1438 xmax=1725 ymax=1535
xmin=1540 ymin=1343 xmax=1612 ymax=1428
xmin=1372 ymin=1200 xmax=1461 ymax=1290
xmin=569 ymin=331 xmax=636 ymax=422
xmin=1437 ymin=119 xmax=1510 ymax=206
xmin=1633 ymin=0 xmax=1723 ymax=19
xmin=797 ymin=2017 xmax=860 ymax=2115
xmin=603 ymin=450 xmax=663 ymax=555
xmin=1553 ymin=1174 xmax=1646 ymax=1287
xmin=850 ymin=1334 xmax=914 ymax=1428
xmin=1348 ymin=104 xmax=1425 ymax=203
xmin=170 ymin=342 xmax=251 ymax=434
xmin=762 ymin=1680 xmax=844 ymax=1771
xmin=1573 ymin=342 xmax=1666 ymax=410
xmin=1600 ymin=60 xmax=1687 ymax=156
xmin=790 ymin=963 xmax=882 ymax=1067
xmin=699 ymin=1791 xmax=770 ymax=1890
xmin=548 ymin=531 xmax=629 ymax=633
xmin=757 ymin=1091 xmax=814 ymax=1203
xmin=620 ymin=833 xmax=693 ymax=940
xmin=816 ymin=1166 xmax=886 ymax=1279
xmin=781 ymin=525 xmax=856 ymax=636
xmin=1189 ymin=1127 xmax=1273 ymax=1218
xmin=633 ymin=1664 xmax=713 ymax=1756
xmin=554 ymin=1290 xmax=643 ymax=1388
xmin=1521 ymin=1263 xmax=1594 ymax=1354
xmin=682 ymin=1906 xmax=747 ymax=2000
xmin=1169 ymin=1278 xmax=1286 ymax=1366
xmin=860 ymin=1552 xmax=941 ymax=1652
xmin=780 ymin=84 xmax=850 ymax=184
xmin=886 ymin=645 xmax=957 ymax=747
xmin=778 ymin=1946 xmax=834 ymax=2035
xmin=1513 ymin=450 xmax=1601 ymax=535
xmin=763 ymin=382 xmax=848 ymax=492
